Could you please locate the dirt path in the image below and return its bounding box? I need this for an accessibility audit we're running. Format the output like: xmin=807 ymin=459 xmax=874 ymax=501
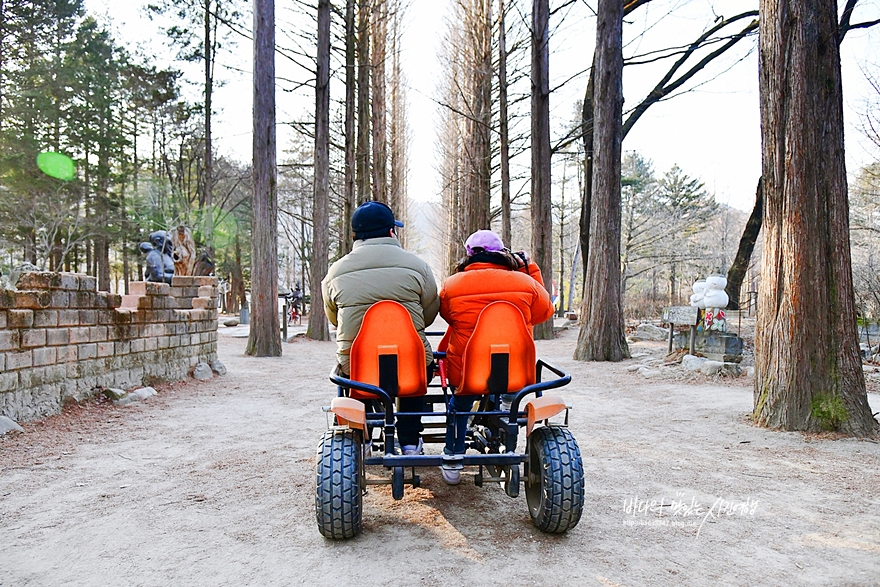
xmin=2 ymin=327 xmax=879 ymax=587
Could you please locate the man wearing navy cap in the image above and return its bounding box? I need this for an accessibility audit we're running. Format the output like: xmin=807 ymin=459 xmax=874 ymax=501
xmin=322 ymin=201 xmax=439 ymax=455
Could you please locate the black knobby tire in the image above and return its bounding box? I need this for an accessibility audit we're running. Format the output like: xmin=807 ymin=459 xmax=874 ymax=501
xmin=525 ymin=426 xmax=584 ymax=533
xmin=315 ymin=429 xmax=363 ymax=539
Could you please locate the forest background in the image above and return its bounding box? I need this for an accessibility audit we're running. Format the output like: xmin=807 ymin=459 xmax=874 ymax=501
xmin=1 ymin=0 xmax=879 ymax=321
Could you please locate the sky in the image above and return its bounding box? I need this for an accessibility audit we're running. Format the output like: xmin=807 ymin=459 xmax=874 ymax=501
xmin=83 ymin=0 xmax=880 ymax=213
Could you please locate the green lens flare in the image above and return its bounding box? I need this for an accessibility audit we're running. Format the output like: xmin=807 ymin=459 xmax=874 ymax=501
xmin=36 ymin=152 xmax=76 ymax=181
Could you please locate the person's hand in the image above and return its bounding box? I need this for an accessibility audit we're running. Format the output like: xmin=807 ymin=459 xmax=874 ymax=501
xmin=512 ymin=250 xmax=529 ymax=270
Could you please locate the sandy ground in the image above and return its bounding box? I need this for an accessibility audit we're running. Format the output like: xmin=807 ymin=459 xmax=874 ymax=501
xmin=2 ymin=324 xmax=880 ymax=587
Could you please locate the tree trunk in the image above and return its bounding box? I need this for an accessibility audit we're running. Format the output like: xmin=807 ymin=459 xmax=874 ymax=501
xmin=574 ymin=0 xmax=629 ymax=361
xmin=308 ymin=0 xmax=331 ymax=342
xmin=754 ymin=0 xmax=878 ymax=436
xmin=579 ymin=67 xmax=595 ymax=290
xmin=356 ymin=0 xmax=371 ymax=205
xmin=203 ymin=0 xmax=214 ymax=248
xmin=343 ymin=0 xmax=356 ymax=252
xmin=530 ymin=0 xmax=553 ymax=340
xmin=726 ymin=177 xmax=763 ymax=310
xmin=246 ymin=0 xmax=281 ymax=357
xmin=498 ymin=0 xmax=511 ymax=246
xmin=388 ymin=0 xmax=408 ymax=244
xmin=371 ymin=0 xmax=387 ymax=203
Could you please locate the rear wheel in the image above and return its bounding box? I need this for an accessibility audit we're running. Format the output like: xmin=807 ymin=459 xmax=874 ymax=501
xmin=525 ymin=426 xmax=584 ymax=533
xmin=316 ymin=429 xmax=363 ymax=539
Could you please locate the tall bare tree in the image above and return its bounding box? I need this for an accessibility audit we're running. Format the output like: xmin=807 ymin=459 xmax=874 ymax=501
xmin=356 ymin=0 xmax=371 ymax=204
xmin=371 ymin=0 xmax=388 ymax=202
xmin=498 ymin=0 xmax=511 ymax=246
xmin=247 ymin=0 xmax=281 ymax=356
xmin=753 ymin=0 xmax=878 ymax=436
xmin=342 ymin=0 xmax=356 ymax=252
xmin=573 ymin=0 xmax=628 ymax=360
xmin=387 ymin=0 xmax=409 ymax=243
xmin=531 ymin=0 xmax=553 ymax=340
xmin=308 ymin=0 xmax=331 ymax=342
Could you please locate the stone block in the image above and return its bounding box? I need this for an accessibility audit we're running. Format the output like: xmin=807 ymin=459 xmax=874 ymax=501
xmin=0 ymin=290 xmax=15 ymax=309
xmin=157 ymin=337 xmax=170 ymax=349
xmin=14 ymin=291 xmax=51 ymax=309
xmin=192 ymin=297 xmax=215 ymax=310
xmin=97 ymin=342 xmax=114 ymax=357
xmin=71 ymin=291 xmax=96 ymax=308
xmin=130 ymin=338 xmax=145 ymax=353
xmin=56 ymin=345 xmax=77 ymax=363
xmin=49 ymin=291 xmax=70 ymax=308
xmin=34 ymin=310 xmax=58 ymax=328
xmin=114 ymin=340 xmax=131 ymax=355
xmin=197 ymin=285 xmax=216 ymax=298
xmin=21 ymin=329 xmax=47 ymax=348
xmin=144 ymin=337 xmax=158 ymax=351
xmin=130 ymin=282 xmax=170 ymax=296
xmin=8 ymin=309 xmax=34 ymax=329
xmin=32 ymin=346 xmax=56 ymax=366
xmin=78 ymin=343 xmax=97 ymax=361
xmin=89 ymin=325 xmax=108 ymax=342
xmin=46 ymin=328 xmax=69 ymax=346
xmin=0 ymin=311 xmax=6 ymax=329
xmin=6 ymin=350 xmax=33 ymax=370
xmin=58 ymin=309 xmax=79 ymax=326
xmin=79 ymin=275 xmax=97 ymax=292
xmin=675 ymin=331 xmax=744 ymax=363
xmin=0 ymin=372 xmax=17 ymax=392
xmin=175 ymin=298 xmax=194 ymax=310
xmin=172 ymin=275 xmax=217 ymax=287
xmin=16 ymin=271 xmax=60 ymax=290
xmin=69 ymin=326 xmax=90 ymax=344
xmin=78 ymin=310 xmax=97 ymax=325
xmin=98 ymin=292 xmax=122 ymax=309
xmin=0 ymin=330 xmax=18 ymax=351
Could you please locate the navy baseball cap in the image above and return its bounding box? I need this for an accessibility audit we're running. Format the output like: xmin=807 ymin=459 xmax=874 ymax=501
xmin=351 ymin=201 xmax=404 ymax=233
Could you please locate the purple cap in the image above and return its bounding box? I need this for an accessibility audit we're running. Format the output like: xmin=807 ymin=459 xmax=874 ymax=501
xmin=465 ymin=230 xmax=505 ymax=256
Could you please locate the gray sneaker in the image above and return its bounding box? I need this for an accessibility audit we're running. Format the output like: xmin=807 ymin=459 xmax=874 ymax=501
xmin=441 ymin=467 xmax=461 ymax=485
xmin=402 ymin=439 xmax=423 ymax=455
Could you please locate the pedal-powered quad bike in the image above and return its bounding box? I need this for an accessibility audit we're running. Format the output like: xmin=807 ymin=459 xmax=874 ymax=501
xmin=315 ymin=300 xmax=584 ymax=539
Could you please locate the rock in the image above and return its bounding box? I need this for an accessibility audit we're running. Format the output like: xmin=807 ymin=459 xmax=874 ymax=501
xmin=132 ymin=387 xmax=157 ymax=400
xmin=720 ymin=363 xmax=743 ymax=377
xmin=626 ymin=364 xmax=648 ymax=372
xmin=700 ymin=360 xmax=724 ymax=376
xmin=746 ymin=366 xmax=755 ymax=377
xmin=211 ymin=359 xmax=227 ymax=376
xmin=192 ymin=362 xmax=213 ymax=381
xmin=638 ymin=367 xmax=661 ymax=378
xmin=103 ymin=388 xmax=127 ymax=401
xmin=682 ymin=354 xmax=706 ymax=371
xmin=0 ymin=415 xmax=24 ymax=435
xmin=631 ymin=323 xmax=669 ymax=342
xmin=223 ymin=318 xmax=240 ymax=327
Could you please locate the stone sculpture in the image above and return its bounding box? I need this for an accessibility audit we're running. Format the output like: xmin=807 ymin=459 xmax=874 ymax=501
xmin=141 ymin=230 xmax=175 ymax=283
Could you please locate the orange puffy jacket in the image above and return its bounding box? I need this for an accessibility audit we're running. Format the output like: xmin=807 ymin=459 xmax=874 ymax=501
xmin=439 ymin=261 xmax=555 ymax=388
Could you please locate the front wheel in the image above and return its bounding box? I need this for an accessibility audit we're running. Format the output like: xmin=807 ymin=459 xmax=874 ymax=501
xmin=525 ymin=426 xmax=584 ymax=533
xmin=316 ymin=429 xmax=363 ymax=539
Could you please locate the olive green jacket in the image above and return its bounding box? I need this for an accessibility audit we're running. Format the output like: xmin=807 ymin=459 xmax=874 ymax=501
xmin=321 ymin=237 xmax=439 ymax=374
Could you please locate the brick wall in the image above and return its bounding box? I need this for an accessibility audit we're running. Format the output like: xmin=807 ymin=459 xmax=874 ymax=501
xmin=0 ymin=273 xmax=219 ymax=422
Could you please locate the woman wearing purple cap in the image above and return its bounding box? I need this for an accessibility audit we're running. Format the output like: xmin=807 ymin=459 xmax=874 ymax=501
xmin=438 ymin=229 xmax=554 ymax=483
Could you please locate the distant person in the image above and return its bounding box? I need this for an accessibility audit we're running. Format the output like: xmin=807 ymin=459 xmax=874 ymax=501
xmin=438 ymin=229 xmax=554 ymax=483
xmin=322 ymin=201 xmax=439 ymax=455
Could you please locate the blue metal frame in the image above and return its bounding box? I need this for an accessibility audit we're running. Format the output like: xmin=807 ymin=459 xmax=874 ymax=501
xmin=328 ymin=356 xmax=571 ymax=469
